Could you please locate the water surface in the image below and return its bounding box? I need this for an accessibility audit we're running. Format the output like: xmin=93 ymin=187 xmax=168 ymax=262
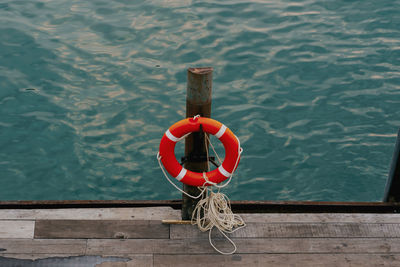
xmin=0 ymin=0 xmax=399 ymax=201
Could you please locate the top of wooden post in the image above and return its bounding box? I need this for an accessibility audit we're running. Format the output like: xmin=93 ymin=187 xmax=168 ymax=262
xmin=186 ymin=67 xmax=213 ymax=105
xmin=188 ymin=67 xmax=213 ymax=75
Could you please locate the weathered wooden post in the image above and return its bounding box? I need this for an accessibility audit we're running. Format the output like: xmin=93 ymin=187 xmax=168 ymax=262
xmin=182 ymin=67 xmax=213 ymax=220
xmin=383 ymin=128 xmax=400 ymax=202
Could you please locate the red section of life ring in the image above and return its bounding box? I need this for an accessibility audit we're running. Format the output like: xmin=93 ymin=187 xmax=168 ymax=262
xmin=158 ymin=116 xmax=241 ymax=186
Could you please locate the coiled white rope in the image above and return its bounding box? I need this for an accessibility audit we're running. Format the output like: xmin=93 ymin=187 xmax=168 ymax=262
xmin=157 ymin=117 xmax=245 ymax=254
xmin=191 ymin=187 xmax=246 ymax=254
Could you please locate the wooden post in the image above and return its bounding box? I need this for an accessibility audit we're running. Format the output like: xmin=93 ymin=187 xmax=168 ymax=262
xmin=181 ymin=67 xmax=213 ymax=220
xmin=383 ymin=128 xmax=400 ymax=202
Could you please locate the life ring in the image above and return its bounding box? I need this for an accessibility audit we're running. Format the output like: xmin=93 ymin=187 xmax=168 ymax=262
xmin=159 ymin=116 xmax=241 ymax=186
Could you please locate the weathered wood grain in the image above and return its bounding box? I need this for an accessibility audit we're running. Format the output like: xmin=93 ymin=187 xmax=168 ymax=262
xmin=0 ymin=221 xmax=34 ymax=238
xmin=0 ymin=207 xmax=180 ymax=220
xmin=0 ymin=239 xmax=86 ymax=254
xmin=34 ymin=220 xmax=169 ymax=239
xmin=0 ymin=255 xmax=146 ymax=267
xmin=1 ymin=209 xmax=400 ymax=267
xmin=153 ymin=254 xmax=400 ymax=267
xmin=2 ymin=210 xmax=399 ymax=223
xmin=162 ymin=220 xmax=192 ymax=225
xmin=0 ymin=254 xmax=152 ymax=266
xmin=170 ymin=222 xmax=400 ymax=239
xmin=240 ymin=213 xmax=400 ymax=223
xmin=86 ymin=238 xmax=400 ymax=255
xmin=96 ymin=255 xmax=152 ymax=267
xmin=0 ymin=254 xmax=84 ymax=260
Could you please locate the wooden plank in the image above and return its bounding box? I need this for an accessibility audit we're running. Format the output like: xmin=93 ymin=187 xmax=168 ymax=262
xmin=0 ymin=254 xmax=152 ymax=266
xmin=162 ymin=220 xmax=192 ymax=225
xmin=0 ymin=239 xmax=86 ymax=254
xmin=0 ymin=255 xmax=149 ymax=267
xmin=0 ymin=221 xmax=34 ymax=238
xmin=2 ymin=210 xmax=400 ymax=223
xmin=153 ymin=254 xmax=400 ymax=267
xmin=0 ymin=207 xmax=180 ymax=220
xmin=34 ymin=220 xmax=169 ymax=239
xmin=170 ymin=222 xmax=400 ymax=239
xmin=86 ymin=238 xmax=400 ymax=255
xmin=0 ymin=254 xmax=84 ymax=260
xmin=96 ymin=255 xmax=152 ymax=267
xmin=241 ymin=213 xmax=400 ymax=223
xmin=0 ymin=253 xmax=82 ymax=260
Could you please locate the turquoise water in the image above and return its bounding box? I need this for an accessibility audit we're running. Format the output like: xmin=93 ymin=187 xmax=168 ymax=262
xmin=0 ymin=0 xmax=399 ymax=201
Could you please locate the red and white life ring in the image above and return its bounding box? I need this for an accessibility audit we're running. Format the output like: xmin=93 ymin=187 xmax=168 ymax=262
xmin=158 ymin=116 xmax=241 ymax=187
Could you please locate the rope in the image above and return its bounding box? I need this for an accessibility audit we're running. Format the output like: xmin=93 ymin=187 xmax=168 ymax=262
xmin=157 ymin=116 xmax=245 ymax=254
xmin=193 ymin=133 xmax=245 ymax=254
xmin=191 ymin=188 xmax=246 ymax=254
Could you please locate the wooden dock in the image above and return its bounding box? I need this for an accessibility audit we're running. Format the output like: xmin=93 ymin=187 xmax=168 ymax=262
xmin=1 ymin=207 xmax=400 ymax=266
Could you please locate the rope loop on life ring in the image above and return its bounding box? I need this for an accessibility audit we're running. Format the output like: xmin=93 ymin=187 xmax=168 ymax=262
xmin=158 ymin=116 xmax=241 ymax=186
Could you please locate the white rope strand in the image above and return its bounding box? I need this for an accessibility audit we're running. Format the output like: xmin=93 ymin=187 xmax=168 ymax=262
xmin=206 ymin=133 xmax=222 ymax=165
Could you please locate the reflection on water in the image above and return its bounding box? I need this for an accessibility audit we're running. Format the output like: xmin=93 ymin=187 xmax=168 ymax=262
xmin=0 ymin=0 xmax=399 ymax=201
